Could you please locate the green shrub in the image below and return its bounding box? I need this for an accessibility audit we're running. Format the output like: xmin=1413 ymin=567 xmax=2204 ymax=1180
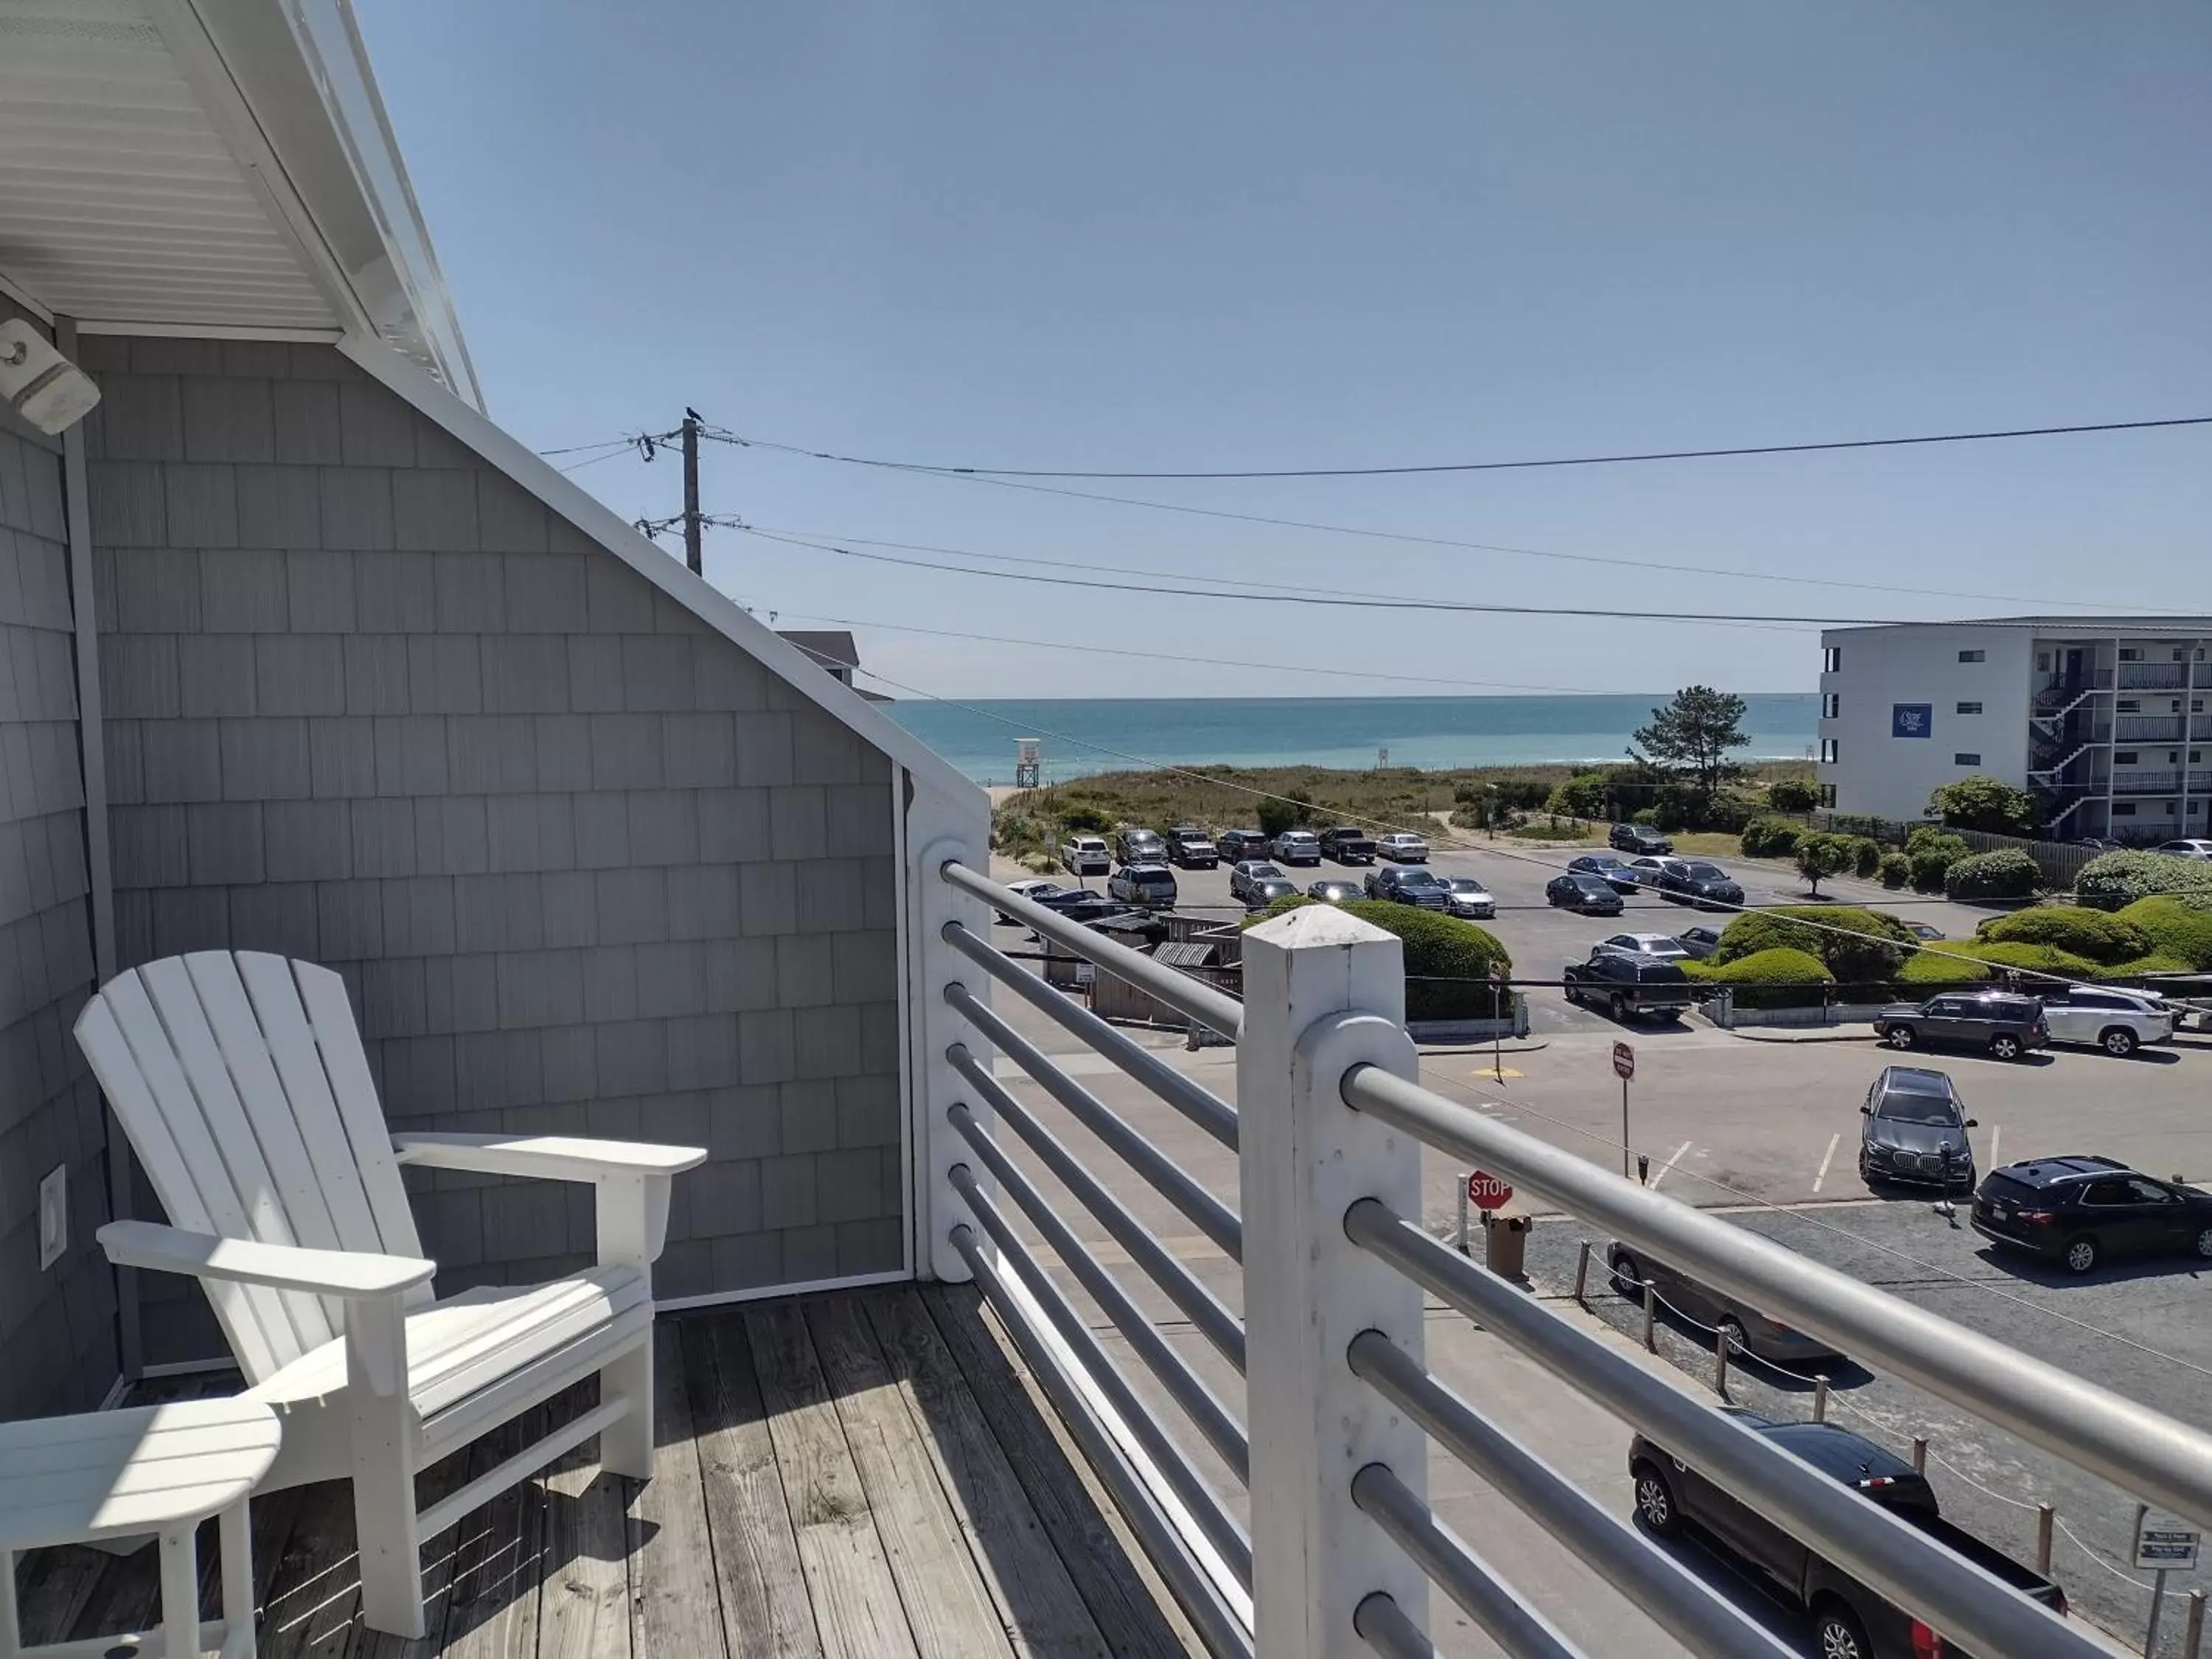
xmin=1843 ymin=835 xmax=1882 ymax=879
xmin=1740 ymin=817 xmax=1803 ymax=858
xmin=1878 ymin=852 xmax=1911 ymax=888
xmin=1931 ymin=940 xmax=2102 ymax=978
xmin=1711 ymin=905 xmax=1912 ymax=987
xmin=1924 ymin=775 xmax=2039 ymax=835
xmin=1630 ymin=807 xmax=1660 ymax=827
xmin=1060 ymin=804 xmax=1114 ymax=834
xmin=1681 ymin=947 xmax=1833 ymax=1009
xmin=1907 ymin=831 xmax=1969 ymax=892
xmin=1943 ymin=849 xmax=2042 ymax=902
xmin=1792 ymin=831 xmax=1858 ymax=896
xmin=2112 ymin=896 xmax=2212 ymax=970
xmin=1972 ymin=907 xmax=2149 ymax=964
xmin=2109 ymin=953 xmax=2194 ymax=977
xmin=1248 ymin=898 xmax=1511 ymax=1021
xmin=1545 ymin=773 xmax=1611 ymax=820
xmin=2075 ymin=851 xmax=2212 ymax=911
xmin=1766 ymin=776 xmax=1820 ymax=813
xmin=1899 ymin=950 xmax=1992 ymax=987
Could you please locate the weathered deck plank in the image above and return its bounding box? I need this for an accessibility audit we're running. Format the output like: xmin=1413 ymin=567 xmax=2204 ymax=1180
xmin=627 ymin=1323 xmax=728 ymax=1659
xmin=863 ymin=1290 xmax=1114 ymax=1659
xmin=534 ymin=1446 xmax=632 ymax=1659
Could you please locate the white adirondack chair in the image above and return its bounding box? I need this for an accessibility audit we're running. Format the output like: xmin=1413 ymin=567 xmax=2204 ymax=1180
xmin=73 ymin=950 xmax=707 ymax=1639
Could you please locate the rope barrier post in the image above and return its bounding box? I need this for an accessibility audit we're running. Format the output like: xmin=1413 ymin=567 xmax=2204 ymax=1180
xmin=1456 ymin=1173 xmax=1470 ymax=1256
xmin=1714 ymin=1326 xmax=1731 ymax=1399
xmin=2036 ymin=1505 xmax=2053 ymax=1577
xmin=1813 ymin=1375 xmax=1830 ymax=1425
xmin=2183 ymin=1587 xmax=2205 ymax=1659
xmin=1641 ymin=1285 xmax=1658 ymax=1353
xmin=1911 ymin=1436 xmax=1927 ymax=1475
xmin=1239 ymin=904 xmax=1429 ymax=1658
xmin=1572 ymin=1240 xmax=1591 ymax=1308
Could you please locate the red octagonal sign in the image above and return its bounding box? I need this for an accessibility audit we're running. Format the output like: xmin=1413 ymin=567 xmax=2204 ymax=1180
xmin=1613 ymin=1041 xmax=1636 ymax=1081
xmin=1466 ymin=1170 xmax=1514 ymax=1211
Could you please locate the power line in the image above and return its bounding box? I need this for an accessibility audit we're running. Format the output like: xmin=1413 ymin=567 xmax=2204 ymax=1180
xmin=700 ymin=414 xmax=2212 ymax=481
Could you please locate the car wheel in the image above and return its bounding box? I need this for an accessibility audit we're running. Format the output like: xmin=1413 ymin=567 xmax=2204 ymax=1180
xmin=1883 ymin=1024 xmax=1916 ymax=1050
xmin=2063 ymin=1234 xmax=2100 ymax=1275
xmin=1610 ymin=1253 xmax=1646 ymax=1302
xmin=2193 ymin=1226 xmax=2212 ymax=1262
xmin=1631 ymin=1461 xmax=1681 ymax=1538
xmin=1609 ymin=992 xmax=1630 ymax=1022
xmin=1813 ymin=1599 xmax=1873 ymax=1659
xmin=1717 ymin=1315 xmax=1747 ymax=1355
xmin=1990 ymin=1033 xmax=2023 ymax=1062
xmin=2101 ymin=1026 xmax=2138 ymax=1057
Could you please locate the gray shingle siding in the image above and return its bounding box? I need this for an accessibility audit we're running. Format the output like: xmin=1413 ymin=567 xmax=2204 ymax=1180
xmin=0 ymin=302 xmax=116 ymax=1417
xmin=86 ymin=338 xmax=902 ymax=1365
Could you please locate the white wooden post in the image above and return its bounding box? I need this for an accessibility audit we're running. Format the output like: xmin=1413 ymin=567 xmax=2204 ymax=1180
xmin=345 ymin=1292 xmax=424 ymax=1638
xmin=1238 ymin=905 xmax=1431 ymax=1658
xmin=596 ymin=1174 xmax=658 ymax=1479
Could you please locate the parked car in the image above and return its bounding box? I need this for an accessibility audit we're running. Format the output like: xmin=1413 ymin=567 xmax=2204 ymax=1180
xmin=1440 ymin=876 xmax=1495 ymax=920
xmin=1907 ymin=922 xmax=1946 ymax=942
xmin=1610 ymin=823 xmax=1674 ymax=855
xmin=1652 ymin=859 xmax=1745 ymax=911
xmin=1605 ymin=1247 xmax=1839 ymax=1363
xmin=1166 ymin=825 xmax=1219 ymax=869
xmin=997 ymin=878 xmax=1069 ymax=925
xmin=1568 ymin=852 xmax=1640 ymax=894
xmin=1621 ymin=855 xmax=1683 ymax=892
xmin=1033 ymin=893 xmax=1135 ymax=928
xmin=1272 ymin=829 xmax=1324 ymax=866
xmin=1059 ymin=835 xmax=1110 ymax=877
xmin=2074 ymin=836 xmax=2123 ymax=852
xmin=1677 ymin=925 xmax=1724 ymax=959
xmin=1545 ymin=873 xmax=1626 ymax=916
xmin=1318 ymin=827 xmax=1377 ymax=864
xmin=1107 ymin=863 xmax=1178 ymax=910
xmin=1307 ymin=879 xmax=1364 ymax=905
xmin=1858 ymin=1066 xmax=1976 ymax=1191
xmin=1630 ymin=1415 xmax=2067 ymax=1658
xmin=1562 ymin=948 xmax=1694 ymax=1022
xmin=1874 ymin=992 xmax=2048 ymax=1062
xmin=1365 ymin=865 xmax=1450 ymax=910
xmin=1116 ymin=827 xmax=1167 ymax=867
xmin=1229 ymin=860 xmax=1298 ymax=908
xmin=1217 ymin=829 xmax=1270 ymax=861
xmin=1599 ymin=932 xmax=1689 ymax=961
xmin=1376 ymin=832 xmax=1430 ymax=863
xmin=2039 ymin=984 xmax=2177 ymax=1057
xmin=1974 ymin=1155 xmax=2212 ymax=1274
xmin=2156 ymin=839 xmax=2212 ymax=860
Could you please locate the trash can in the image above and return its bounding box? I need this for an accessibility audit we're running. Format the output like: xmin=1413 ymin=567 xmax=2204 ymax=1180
xmin=1482 ymin=1206 xmax=1531 ymax=1281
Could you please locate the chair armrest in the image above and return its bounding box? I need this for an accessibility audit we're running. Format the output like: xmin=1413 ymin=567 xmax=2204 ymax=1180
xmin=391 ymin=1132 xmax=707 ymax=1183
xmin=99 ymin=1220 xmax=437 ymax=1298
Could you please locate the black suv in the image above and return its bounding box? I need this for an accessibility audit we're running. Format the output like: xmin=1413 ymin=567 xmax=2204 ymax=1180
xmin=1972 ymin=1156 xmax=2212 ymax=1275
xmin=1610 ymin=823 xmax=1674 ymax=855
xmin=1858 ymin=1066 xmax=1976 ymax=1191
xmin=1317 ymin=827 xmax=1377 ymax=865
xmin=1652 ymin=859 xmax=1745 ymax=911
xmin=1874 ymin=992 xmax=2048 ymax=1062
xmin=1216 ymin=829 xmax=1270 ymax=862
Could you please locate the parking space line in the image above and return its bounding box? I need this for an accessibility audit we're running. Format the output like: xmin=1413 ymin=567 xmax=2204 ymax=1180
xmin=1812 ymin=1132 xmax=1840 ymax=1194
xmin=1648 ymin=1139 xmax=1695 ymax=1190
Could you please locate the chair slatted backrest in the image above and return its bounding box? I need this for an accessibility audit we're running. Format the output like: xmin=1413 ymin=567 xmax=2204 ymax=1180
xmin=74 ymin=952 xmax=427 ymax=1385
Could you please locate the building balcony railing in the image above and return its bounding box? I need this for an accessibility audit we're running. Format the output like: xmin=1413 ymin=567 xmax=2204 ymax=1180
xmin=2116 ymin=663 xmax=2189 ymax=689
xmin=2110 ymin=771 xmax=2183 ymax=796
xmin=2113 ymin=716 xmax=2186 ymax=742
xmin=920 ymin=861 xmax=2212 ymax=1659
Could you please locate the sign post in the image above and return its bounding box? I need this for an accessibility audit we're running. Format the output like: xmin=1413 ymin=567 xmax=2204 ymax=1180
xmin=1490 ymin=963 xmax=1508 ymax=1079
xmin=1613 ymin=1041 xmax=1636 ymax=1178
xmin=2135 ymin=1506 xmax=2201 ymax=1654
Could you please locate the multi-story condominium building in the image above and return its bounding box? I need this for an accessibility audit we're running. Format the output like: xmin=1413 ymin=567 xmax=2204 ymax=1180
xmin=1815 ymin=618 xmax=2212 ymax=839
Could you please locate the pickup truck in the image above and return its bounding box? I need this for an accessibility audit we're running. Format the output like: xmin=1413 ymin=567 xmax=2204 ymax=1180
xmin=1318 ymin=827 xmax=1377 ymax=865
xmin=1632 ymin=1413 xmax=2067 ymax=1659
xmin=1562 ymin=948 xmax=1695 ymax=1022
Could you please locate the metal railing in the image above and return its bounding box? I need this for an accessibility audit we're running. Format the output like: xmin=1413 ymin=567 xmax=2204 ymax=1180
xmin=919 ymin=860 xmax=2212 ymax=1658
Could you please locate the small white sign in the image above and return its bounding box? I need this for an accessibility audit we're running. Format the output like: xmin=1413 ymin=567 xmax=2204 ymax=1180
xmin=2135 ymin=1523 xmax=2199 ymax=1572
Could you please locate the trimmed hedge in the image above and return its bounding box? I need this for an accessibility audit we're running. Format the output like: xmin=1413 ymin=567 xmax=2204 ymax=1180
xmin=1711 ymin=905 xmax=1913 ymax=986
xmin=2114 ymin=897 xmax=2212 ymax=971
xmin=1249 ymin=897 xmax=1511 ymax=1021
xmin=1933 ymin=940 xmax=2102 ymax=978
xmin=2076 ymin=851 xmax=2212 ymax=912
xmin=1680 ymin=946 xmax=1832 ymax=1009
xmin=1899 ymin=950 xmax=1992 ymax=987
xmin=1972 ymin=907 xmax=2149 ymax=964
xmin=1739 ymin=817 xmax=1804 ymax=858
xmin=1943 ymin=848 xmax=2041 ymax=902
xmin=1905 ymin=830 xmax=1969 ymax=892
xmin=1846 ymin=835 xmax=1883 ymax=880
xmin=1877 ymin=852 xmax=1911 ymax=888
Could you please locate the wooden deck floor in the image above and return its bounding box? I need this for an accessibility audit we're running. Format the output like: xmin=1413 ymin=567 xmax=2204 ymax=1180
xmin=11 ymin=1285 xmax=1203 ymax=1659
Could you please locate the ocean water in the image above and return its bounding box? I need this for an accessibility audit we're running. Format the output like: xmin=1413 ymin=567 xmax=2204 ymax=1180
xmin=886 ymin=693 xmax=1820 ymax=785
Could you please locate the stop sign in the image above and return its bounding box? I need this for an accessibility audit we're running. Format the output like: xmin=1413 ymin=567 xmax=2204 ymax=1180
xmin=1613 ymin=1040 xmax=1636 ymax=1081
xmin=1466 ymin=1169 xmax=1514 ymax=1211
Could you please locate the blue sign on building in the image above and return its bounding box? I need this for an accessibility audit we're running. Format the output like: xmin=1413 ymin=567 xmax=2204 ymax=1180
xmin=1892 ymin=703 xmax=1933 ymax=740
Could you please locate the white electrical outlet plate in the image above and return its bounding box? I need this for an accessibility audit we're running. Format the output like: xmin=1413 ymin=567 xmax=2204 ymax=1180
xmin=38 ymin=1165 xmax=66 ymax=1270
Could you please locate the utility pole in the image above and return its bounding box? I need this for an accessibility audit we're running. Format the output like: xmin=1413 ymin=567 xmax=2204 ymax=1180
xmin=680 ymin=406 xmax=703 ymax=574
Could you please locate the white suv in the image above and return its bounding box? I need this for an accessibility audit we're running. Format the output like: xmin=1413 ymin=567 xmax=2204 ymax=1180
xmin=1059 ymin=835 xmax=1110 ymax=877
xmin=2040 ymin=985 xmax=2177 ymax=1057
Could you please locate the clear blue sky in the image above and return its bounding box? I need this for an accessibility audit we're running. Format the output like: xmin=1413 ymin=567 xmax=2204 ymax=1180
xmin=361 ymin=1 xmax=2210 ymax=699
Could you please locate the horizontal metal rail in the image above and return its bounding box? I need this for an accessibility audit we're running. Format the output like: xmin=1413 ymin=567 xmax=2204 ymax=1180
xmin=1352 ymin=1593 xmax=1434 ymax=1659
xmin=1345 ymin=1198 xmax=2110 ymax=1659
xmin=943 ymin=919 xmax=1240 ymax=1150
xmin=1342 ymin=1062 xmax=2212 ymax=1537
xmin=942 ymin=859 xmax=1243 ymax=1038
xmin=947 ymin=1045 xmax=1246 ymax=1372
xmin=949 ymin=1165 xmax=1254 ymax=1585
xmin=950 ymin=1225 xmax=1255 ymax=1659
xmin=1345 ymin=1330 xmax=1793 ymax=1659
xmin=946 ymin=983 xmax=1244 ymax=1262
xmin=1349 ymin=1463 xmax=1584 ymax=1659
xmin=949 ymin=1102 xmax=1250 ymax=1479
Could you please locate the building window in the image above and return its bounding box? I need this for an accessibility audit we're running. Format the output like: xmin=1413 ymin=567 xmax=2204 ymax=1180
xmin=2120 ymin=647 xmax=2142 ymax=662
xmin=1821 ymin=692 xmax=1840 ymax=718
xmin=2170 ymin=753 xmax=2182 ymax=765
xmin=2114 ymin=802 xmax=2137 ymax=816
xmin=2166 ymin=802 xmax=2180 ymax=815
xmin=2037 ymin=653 xmax=2052 ymax=671
xmin=1954 ymin=753 xmax=1981 ymax=766
xmin=2174 ymin=700 xmax=2186 ymax=713
xmin=2192 ymin=751 xmax=2204 ymax=763
xmin=1819 ymin=738 xmax=1838 ymax=764
xmin=1958 ymin=649 xmax=1986 ymax=664
xmin=1819 ymin=783 xmax=1838 ymax=808
xmin=2194 ymin=700 xmax=2205 ymax=712
xmin=1955 ymin=701 xmax=1982 ymax=715
xmin=2118 ymin=700 xmax=2140 ymax=713
xmin=1822 ymin=647 xmax=1841 ymax=673
xmin=2115 ymin=752 xmax=2139 ymax=765
xmin=2177 ymin=649 xmax=2191 ymax=662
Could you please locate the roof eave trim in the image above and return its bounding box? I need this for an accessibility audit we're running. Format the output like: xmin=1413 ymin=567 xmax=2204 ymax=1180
xmin=336 ymin=334 xmax=983 ymax=807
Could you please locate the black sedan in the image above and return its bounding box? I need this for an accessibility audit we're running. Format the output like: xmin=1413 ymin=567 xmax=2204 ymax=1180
xmin=1306 ymin=879 xmax=1363 ymax=905
xmin=1655 ymin=859 xmax=1745 ymax=911
xmin=1857 ymin=1066 xmax=1975 ymax=1191
xmin=1567 ymin=852 xmax=1641 ymax=894
xmin=1677 ymin=925 xmax=1725 ymax=959
xmin=1545 ymin=873 xmax=1625 ymax=915
xmin=1973 ymin=1156 xmax=2212 ymax=1274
